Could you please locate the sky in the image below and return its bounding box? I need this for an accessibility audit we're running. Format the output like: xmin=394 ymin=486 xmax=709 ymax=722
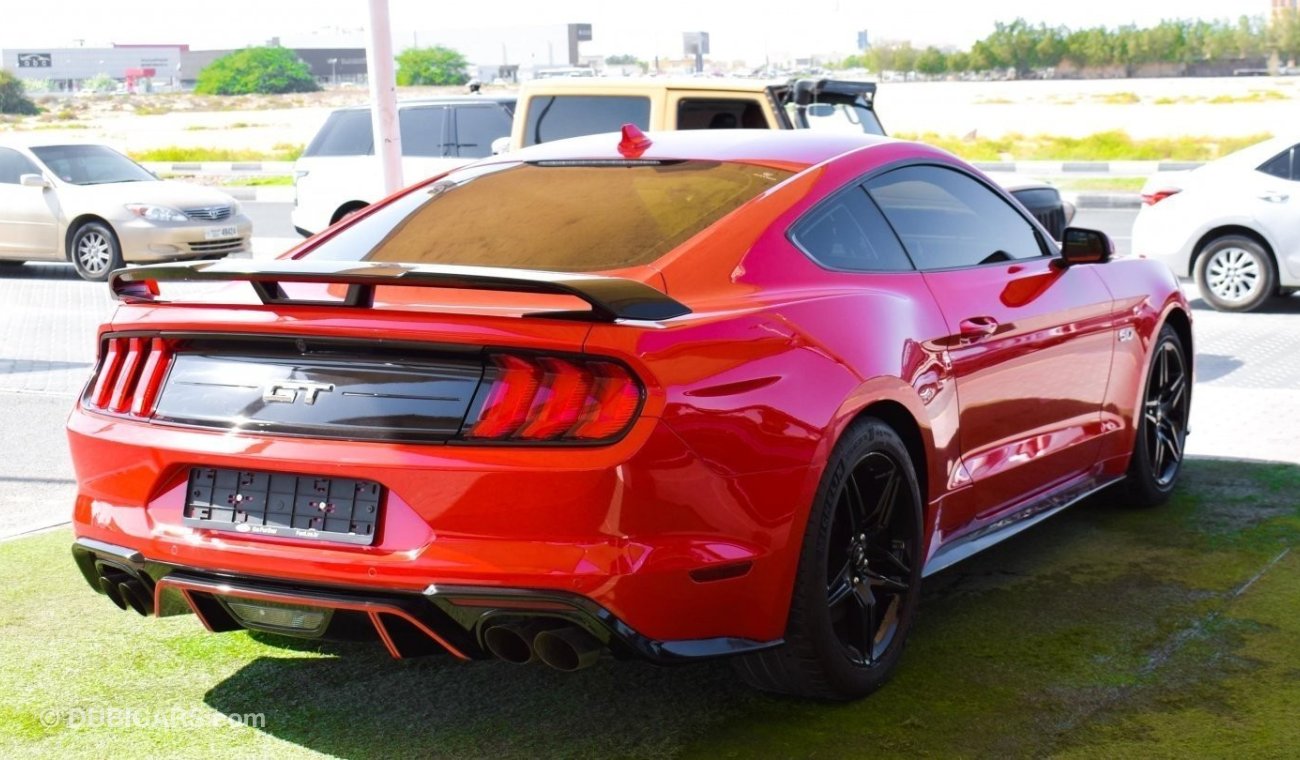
xmin=0 ymin=0 xmax=1276 ymax=64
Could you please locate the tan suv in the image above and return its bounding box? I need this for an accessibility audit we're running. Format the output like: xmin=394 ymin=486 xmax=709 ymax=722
xmin=502 ymin=77 xmax=1073 ymax=238
xmin=503 ymin=77 xmax=884 ymax=152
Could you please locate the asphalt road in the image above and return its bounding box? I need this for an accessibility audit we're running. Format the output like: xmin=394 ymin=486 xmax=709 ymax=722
xmin=1 ymin=202 xmax=1295 ymax=539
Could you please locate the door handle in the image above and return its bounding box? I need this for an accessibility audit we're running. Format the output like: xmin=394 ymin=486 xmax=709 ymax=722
xmin=958 ymin=316 xmax=999 ymax=342
xmin=1259 ymin=191 xmax=1290 ymax=203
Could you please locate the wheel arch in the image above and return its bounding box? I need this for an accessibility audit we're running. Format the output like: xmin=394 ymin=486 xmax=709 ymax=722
xmin=1160 ymin=305 xmax=1194 ymax=378
xmin=851 ymin=399 xmax=929 ymax=511
xmin=63 ymin=214 xmax=118 ymax=261
xmin=330 ymin=201 xmax=369 ymax=225
xmin=1191 ymin=225 xmax=1279 ymax=285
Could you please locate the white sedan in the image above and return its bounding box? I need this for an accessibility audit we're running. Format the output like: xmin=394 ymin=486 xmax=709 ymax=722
xmin=0 ymin=140 xmax=252 ymax=281
xmin=1132 ymin=135 xmax=1299 ymax=312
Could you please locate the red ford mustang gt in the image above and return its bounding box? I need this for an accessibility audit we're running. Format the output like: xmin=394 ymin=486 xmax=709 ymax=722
xmin=68 ymin=128 xmax=1192 ymax=699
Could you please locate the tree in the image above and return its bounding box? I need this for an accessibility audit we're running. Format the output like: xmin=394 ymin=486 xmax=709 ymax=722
xmin=195 ymin=47 xmax=319 ymax=95
xmin=395 ymin=46 xmax=469 ymax=86
xmin=0 ymin=70 xmax=38 ymax=115
xmin=605 ymin=54 xmax=640 ymax=65
xmin=915 ymin=47 xmax=948 ymax=76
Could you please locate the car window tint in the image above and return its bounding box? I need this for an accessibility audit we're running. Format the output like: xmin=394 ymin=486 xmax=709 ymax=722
xmin=677 ymin=98 xmax=768 ymax=130
xmin=0 ymin=148 xmax=41 ymax=184
xmin=306 ymin=160 xmax=792 ymax=272
xmin=523 ymin=96 xmax=650 ymax=146
xmin=303 ymin=109 xmax=374 ymax=157
xmin=866 ymin=165 xmax=1045 ymax=270
xmin=399 ymin=106 xmax=450 ymax=157
xmin=1257 ymin=146 xmax=1295 ymax=181
xmin=454 ymin=105 xmax=513 ymax=158
xmin=792 ymin=187 xmax=913 ymax=272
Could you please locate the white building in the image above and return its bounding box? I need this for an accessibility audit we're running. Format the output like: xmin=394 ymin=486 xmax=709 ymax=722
xmin=1 ymin=46 xmax=182 ymax=91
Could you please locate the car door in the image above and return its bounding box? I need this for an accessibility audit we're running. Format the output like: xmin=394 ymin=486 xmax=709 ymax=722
xmin=865 ymin=164 xmax=1114 ymax=525
xmin=1250 ymin=144 xmax=1300 ymax=281
xmin=0 ymin=147 xmax=59 ymax=259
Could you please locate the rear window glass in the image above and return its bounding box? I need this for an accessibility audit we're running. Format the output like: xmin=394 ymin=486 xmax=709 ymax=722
xmin=523 ymin=96 xmax=650 ymax=146
xmin=303 ymin=110 xmax=374 ymax=157
xmin=1257 ymin=146 xmax=1295 ymax=181
xmin=307 ymin=160 xmax=791 ymax=272
xmin=792 ymin=188 xmax=912 ymax=272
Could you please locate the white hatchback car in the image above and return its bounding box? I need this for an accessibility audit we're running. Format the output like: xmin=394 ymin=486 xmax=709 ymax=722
xmin=291 ymin=96 xmax=514 ymax=236
xmin=1133 ymin=135 xmax=1299 ymax=311
xmin=0 ymin=140 xmax=252 ymax=281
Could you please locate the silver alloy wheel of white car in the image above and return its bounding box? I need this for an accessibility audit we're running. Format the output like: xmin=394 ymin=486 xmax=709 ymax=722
xmin=76 ymin=230 xmax=113 ymax=276
xmin=1203 ymin=246 xmax=1262 ymax=304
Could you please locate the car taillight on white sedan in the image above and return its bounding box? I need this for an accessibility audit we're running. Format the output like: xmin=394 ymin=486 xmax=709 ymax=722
xmin=1141 ymin=188 xmax=1182 ymax=206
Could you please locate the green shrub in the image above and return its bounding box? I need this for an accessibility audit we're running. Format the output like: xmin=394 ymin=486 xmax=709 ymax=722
xmin=0 ymin=70 xmax=38 ymax=115
xmin=195 ymin=47 xmax=320 ymax=95
xmin=395 ymin=46 xmax=470 ymax=86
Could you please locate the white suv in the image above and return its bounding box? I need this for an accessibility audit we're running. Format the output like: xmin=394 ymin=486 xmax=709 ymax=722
xmin=291 ymin=96 xmax=514 ymax=236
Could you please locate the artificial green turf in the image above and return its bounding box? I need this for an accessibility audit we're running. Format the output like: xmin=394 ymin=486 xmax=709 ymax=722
xmin=2 ymin=458 xmax=1297 ymax=759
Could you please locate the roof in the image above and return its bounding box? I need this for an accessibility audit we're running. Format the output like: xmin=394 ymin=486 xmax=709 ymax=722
xmin=0 ymin=135 xmax=105 ymax=150
xmin=330 ymin=94 xmax=517 ymax=112
xmin=495 ymin=128 xmax=897 ymax=170
xmin=519 ymin=76 xmax=784 ymax=93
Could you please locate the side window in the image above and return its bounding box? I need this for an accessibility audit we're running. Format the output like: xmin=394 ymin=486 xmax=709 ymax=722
xmin=303 ymin=110 xmax=374 ymax=157
xmin=866 ymin=165 xmax=1046 ymax=270
xmin=399 ymin=106 xmax=450 ymax=157
xmin=523 ymin=96 xmax=650 ymax=146
xmin=453 ymin=105 xmax=512 ymax=158
xmin=0 ymin=148 xmax=40 ymax=184
xmin=791 ymin=187 xmax=913 ymax=272
xmin=677 ymin=98 xmax=768 ymax=130
xmin=1257 ymin=146 xmax=1296 ymax=181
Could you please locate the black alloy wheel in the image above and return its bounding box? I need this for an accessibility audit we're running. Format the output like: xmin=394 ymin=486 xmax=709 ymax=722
xmin=1125 ymin=324 xmax=1190 ymax=506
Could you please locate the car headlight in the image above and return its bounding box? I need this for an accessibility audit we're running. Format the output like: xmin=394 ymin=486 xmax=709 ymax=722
xmin=125 ymin=204 xmax=188 ymax=223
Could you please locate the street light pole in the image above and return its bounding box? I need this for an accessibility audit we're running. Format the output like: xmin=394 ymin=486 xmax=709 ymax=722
xmin=365 ymin=0 xmax=403 ymax=195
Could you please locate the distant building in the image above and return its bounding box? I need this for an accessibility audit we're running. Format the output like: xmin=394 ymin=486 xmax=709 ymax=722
xmin=385 ymin=24 xmax=592 ymax=82
xmin=0 ymin=45 xmax=183 ymax=91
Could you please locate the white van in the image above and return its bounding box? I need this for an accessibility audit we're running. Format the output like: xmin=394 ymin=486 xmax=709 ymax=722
xmin=291 ymin=96 xmax=515 ymax=236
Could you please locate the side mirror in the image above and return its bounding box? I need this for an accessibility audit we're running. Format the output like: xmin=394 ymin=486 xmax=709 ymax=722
xmin=490 ymin=136 xmax=511 ymax=155
xmin=1057 ymin=227 xmax=1113 ymax=266
xmin=806 ymin=103 xmax=836 ymax=118
xmin=19 ymin=173 xmax=50 ymax=188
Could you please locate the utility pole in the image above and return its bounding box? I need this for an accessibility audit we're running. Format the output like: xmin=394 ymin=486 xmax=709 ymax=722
xmin=365 ymin=0 xmax=403 ymax=194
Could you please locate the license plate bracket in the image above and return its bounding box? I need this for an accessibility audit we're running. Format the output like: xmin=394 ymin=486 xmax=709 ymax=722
xmin=183 ymin=467 xmax=381 ymax=545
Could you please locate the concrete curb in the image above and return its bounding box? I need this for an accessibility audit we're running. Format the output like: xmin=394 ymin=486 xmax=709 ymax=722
xmin=1071 ymin=192 xmax=1142 ymax=210
xmin=222 ymin=186 xmax=295 ymax=203
xmin=143 ymin=161 xmax=295 ymax=175
xmin=976 ymin=160 xmax=1202 ymax=175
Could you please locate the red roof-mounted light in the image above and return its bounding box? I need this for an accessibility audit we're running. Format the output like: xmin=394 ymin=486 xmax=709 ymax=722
xmin=618 ymin=123 xmax=652 ymax=158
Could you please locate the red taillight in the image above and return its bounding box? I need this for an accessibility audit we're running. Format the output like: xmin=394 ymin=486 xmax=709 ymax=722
xmin=466 ymin=354 xmax=643 ymax=443
xmin=85 ymin=335 xmax=174 ymax=418
xmin=1142 ymin=189 xmax=1181 ymax=206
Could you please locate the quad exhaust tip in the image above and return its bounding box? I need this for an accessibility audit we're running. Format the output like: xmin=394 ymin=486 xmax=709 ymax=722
xmin=483 ymin=621 xmax=604 ymax=671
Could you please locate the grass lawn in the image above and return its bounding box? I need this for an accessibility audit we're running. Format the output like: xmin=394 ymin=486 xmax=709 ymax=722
xmin=2 ymin=458 xmax=1297 ymax=759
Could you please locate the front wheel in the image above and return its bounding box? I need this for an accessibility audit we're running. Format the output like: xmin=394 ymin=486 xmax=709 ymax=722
xmin=733 ymin=417 xmax=923 ymax=700
xmin=1124 ymin=324 xmax=1190 ymax=507
xmin=1194 ymin=235 xmax=1276 ymax=312
xmin=70 ymin=222 xmax=123 ymax=281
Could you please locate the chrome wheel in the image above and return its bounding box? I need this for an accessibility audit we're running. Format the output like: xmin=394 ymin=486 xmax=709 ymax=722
xmin=826 ymin=451 xmax=914 ymax=666
xmin=75 ymin=230 xmax=113 ymax=276
xmin=1204 ymin=246 xmax=1262 ymax=304
xmin=1142 ymin=339 xmax=1189 ymax=488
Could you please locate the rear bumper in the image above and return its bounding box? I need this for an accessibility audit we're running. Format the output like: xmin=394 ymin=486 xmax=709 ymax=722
xmin=71 ymin=536 xmax=781 ymax=663
xmin=67 ymin=404 xmax=815 ymax=646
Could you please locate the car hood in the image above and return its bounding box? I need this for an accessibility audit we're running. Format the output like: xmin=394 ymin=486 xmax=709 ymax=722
xmin=59 ymin=180 xmax=238 ymax=211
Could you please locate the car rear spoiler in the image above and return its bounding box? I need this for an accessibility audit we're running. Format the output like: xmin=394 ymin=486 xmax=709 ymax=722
xmin=108 ymin=260 xmax=691 ymax=322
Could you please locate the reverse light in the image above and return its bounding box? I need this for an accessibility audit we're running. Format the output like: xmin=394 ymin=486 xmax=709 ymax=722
xmin=1141 ymin=189 xmax=1181 ymax=206
xmin=125 ymin=204 xmax=188 ymax=222
xmin=85 ymin=336 xmax=175 ymax=419
xmin=465 ymin=354 xmax=643 ymax=443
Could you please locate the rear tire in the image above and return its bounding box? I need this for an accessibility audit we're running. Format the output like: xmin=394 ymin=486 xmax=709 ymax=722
xmin=1194 ymin=235 xmax=1276 ymax=312
xmin=734 ymin=417 xmax=923 ymax=700
xmin=70 ymin=221 xmax=123 ymax=282
xmin=1124 ymin=325 xmax=1190 ymax=507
